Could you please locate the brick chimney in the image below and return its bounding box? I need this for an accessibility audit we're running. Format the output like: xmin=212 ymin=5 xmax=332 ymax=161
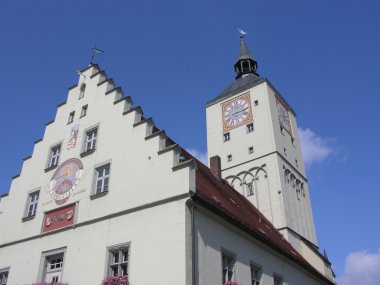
xmin=210 ymin=155 xmax=222 ymax=180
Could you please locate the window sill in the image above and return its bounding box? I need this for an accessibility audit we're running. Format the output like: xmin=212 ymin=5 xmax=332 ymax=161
xmin=22 ymin=215 xmax=35 ymax=222
xmin=90 ymin=190 xmax=108 ymax=200
xmin=80 ymin=148 xmax=96 ymax=158
xmin=45 ymin=164 xmax=58 ymax=173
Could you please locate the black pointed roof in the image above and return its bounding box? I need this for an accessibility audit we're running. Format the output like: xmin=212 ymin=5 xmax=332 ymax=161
xmin=237 ymin=35 xmax=255 ymax=61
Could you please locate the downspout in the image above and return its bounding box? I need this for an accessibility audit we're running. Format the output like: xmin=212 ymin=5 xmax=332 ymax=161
xmin=190 ymin=193 xmax=197 ymax=285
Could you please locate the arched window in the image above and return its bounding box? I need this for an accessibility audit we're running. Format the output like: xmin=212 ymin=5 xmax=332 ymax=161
xmin=79 ymin=83 xmax=86 ymax=99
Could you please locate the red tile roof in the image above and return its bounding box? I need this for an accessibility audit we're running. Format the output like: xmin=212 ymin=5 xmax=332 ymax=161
xmin=191 ymin=157 xmax=335 ymax=285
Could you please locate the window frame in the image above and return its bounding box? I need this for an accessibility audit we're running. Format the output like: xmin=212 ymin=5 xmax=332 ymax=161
xmin=250 ymin=263 xmax=262 ymax=285
xmin=221 ymin=250 xmax=236 ymax=285
xmin=273 ymin=273 xmax=283 ymax=285
xmin=246 ymin=123 xmax=254 ymax=133
xmin=245 ymin=182 xmax=254 ymax=197
xmin=106 ymin=242 xmax=131 ymax=278
xmin=68 ymin=111 xmax=75 ymax=124
xmin=0 ymin=267 xmax=9 ymax=285
xmin=23 ymin=189 xmax=40 ymax=221
xmin=80 ymin=104 xmax=88 ymax=118
xmin=91 ymin=161 xmax=111 ymax=199
xmin=223 ymin=132 xmax=230 ymax=142
xmin=84 ymin=127 xmax=98 ymax=152
xmin=79 ymin=83 xmax=86 ymax=99
xmin=37 ymin=247 xmax=66 ymax=283
xmin=48 ymin=143 xmax=62 ymax=168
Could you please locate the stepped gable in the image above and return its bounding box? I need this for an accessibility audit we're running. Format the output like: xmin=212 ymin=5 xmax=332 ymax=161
xmin=189 ymin=154 xmax=334 ymax=285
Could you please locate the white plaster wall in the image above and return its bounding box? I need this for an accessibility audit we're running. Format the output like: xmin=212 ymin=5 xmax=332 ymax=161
xmin=0 ymin=198 xmax=187 ymax=285
xmin=206 ymin=83 xmax=276 ymax=168
xmin=195 ymin=207 xmax=330 ymax=285
xmin=206 ymin=80 xmax=317 ymax=245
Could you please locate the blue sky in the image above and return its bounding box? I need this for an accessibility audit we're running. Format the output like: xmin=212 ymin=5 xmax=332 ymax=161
xmin=1 ymin=0 xmax=379 ymax=282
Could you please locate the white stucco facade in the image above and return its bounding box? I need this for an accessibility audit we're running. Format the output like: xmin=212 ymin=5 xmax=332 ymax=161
xmin=206 ymin=79 xmax=317 ymax=245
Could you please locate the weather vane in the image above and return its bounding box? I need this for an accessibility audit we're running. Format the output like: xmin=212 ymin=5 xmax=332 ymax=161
xmin=238 ymin=28 xmax=247 ymax=38
xmin=90 ymin=44 xmax=104 ymax=64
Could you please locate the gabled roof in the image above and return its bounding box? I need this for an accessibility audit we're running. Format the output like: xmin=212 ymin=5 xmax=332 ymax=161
xmin=189 ymin=157 xmax=334 ymax=285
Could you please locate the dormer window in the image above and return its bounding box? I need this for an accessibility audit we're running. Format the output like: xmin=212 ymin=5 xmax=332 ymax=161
xmin=79 ymin=83 xmax=86 ymax=99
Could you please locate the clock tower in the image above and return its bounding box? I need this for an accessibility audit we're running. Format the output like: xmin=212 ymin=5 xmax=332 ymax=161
xmin=206 ymin=33 xmax=318 ymax=250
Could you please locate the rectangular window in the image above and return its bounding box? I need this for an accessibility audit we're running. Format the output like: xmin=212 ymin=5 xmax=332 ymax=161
xmin=85 ymin=128 xmax=98 ymax=152
xmin=223 ymin=132 xmax=230 ymax=142
xmin=227 ymin=154 xmax=232 ymax=162
xmin=273 ymin=275 xmax=283 ymax=285
xmin=245 ymin=182 xmax=254 ymax=197
xmin=107 ymin=243 xmax=130 ymax=278
xmin=95 ymin=164 xmax=110 ymax=194
xmin=49 ymin=144 xmax=61 ymax=168
xmin=26 ymin=191 xmax=39 ymax=218
xmin=251 ymin=264 xmax=261 ymax=285
xmin=222 ymin=252 xmax=235 ymax=285
xmin=248 ymin=146 xmax=254 ymax=154
xmin=38 ymin=248 xmax=66 ymax=283
xmin=0 ymin=268 xmax=9 ymax=285
xmin=80 ymin=104 xmax=88 ymax=117
xmin=79 ymin=83 xmax=86 ymax=99
xmin=68 ymin=111 xmax=75 ymax=124
xmin=254 ymin=100 xmax=258 ymax=106
xmin=246 ymin=123 xmax=254 ymax=133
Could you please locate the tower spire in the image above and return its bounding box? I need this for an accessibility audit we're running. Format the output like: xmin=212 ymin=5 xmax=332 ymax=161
xmin=234 ymin=30 xmax=259 ymax=78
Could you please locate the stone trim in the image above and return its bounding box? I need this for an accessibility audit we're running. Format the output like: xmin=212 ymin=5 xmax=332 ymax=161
xmin=45 ymin=120 xmax=55 ymax=126
xmin=80 ymin=148 xmax=96 ymax=158
xmin=105 ymin=86 xmax=123 ymax=95
xmin=157 ymin=144 xmax=179 ymax=155
xmin=68 ymin=84 xmax=77 ymax=90
xmin=114 ymin=96 xmax=132 ymax=105
xmin=123 ymin=106 xmax=142 ymax=116
xmin=145 ymin=130 xmax=165 ymax=141
xmin=57 ymin=101 xmax=66 ymax=108
xmin=97 ymin=78 xmax=114 ymax=87
xmin=133 ymin=117 xmax=152 ymax=128
xmin=44 ymin=164 xmax=58 ymax=173
xmin=172 ymin=159 xmax=195 ymax=171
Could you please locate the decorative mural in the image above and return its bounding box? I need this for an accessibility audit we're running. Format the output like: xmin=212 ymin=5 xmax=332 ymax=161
xmin=42 ymin=204 xmax=76 ymax=233
xmin=66 ymin=124 xmax=79 ymax=150
xmin=49 ymin=158 xmax=84 ymax=205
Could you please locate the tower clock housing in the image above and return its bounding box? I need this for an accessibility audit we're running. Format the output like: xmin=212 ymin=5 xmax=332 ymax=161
xmin=206 ymin=34 xmax=317 ymax=250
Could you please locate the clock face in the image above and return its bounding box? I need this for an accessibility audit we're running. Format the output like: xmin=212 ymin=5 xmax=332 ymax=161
xmin=276 ymin=99 xmax=292 ymax=135
xmin=49 ymin=158 xmax=83 ymax=205
xmin=222 ymin=93 xmax=253 ymax=132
